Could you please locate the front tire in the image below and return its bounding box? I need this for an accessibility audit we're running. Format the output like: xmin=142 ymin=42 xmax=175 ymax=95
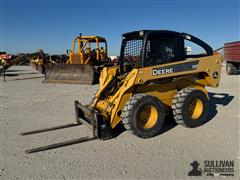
xmin=171 ymin=88 xmax=209 ymax=128
xmin=121 ymin=93 xmax=165 ymax=138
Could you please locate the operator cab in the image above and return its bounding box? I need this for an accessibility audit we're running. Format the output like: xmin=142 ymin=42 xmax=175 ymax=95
xmin=120 ymin=30 xmax=213 ymax=73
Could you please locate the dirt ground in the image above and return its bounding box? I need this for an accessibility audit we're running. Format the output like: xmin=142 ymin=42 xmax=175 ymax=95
xmin=0 ymin=65 xmax=239 ymax=180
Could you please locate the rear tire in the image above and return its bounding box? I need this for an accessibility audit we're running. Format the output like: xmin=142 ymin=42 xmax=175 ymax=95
xmin=171 ymin=88 xmax=209 ymax=128
xmin=121 ymin=93 xmax=165 ymax=138
xmin=226 ymin=62 xmax=238 ymax=75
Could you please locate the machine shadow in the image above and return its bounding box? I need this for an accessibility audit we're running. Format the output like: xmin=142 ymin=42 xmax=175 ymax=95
xmin=207 ymin=92 xmax=234 ymax=122
xmin=112 ymin=92 xmax=234 ymax=139
xmin=158 ymin=115 xmax=177 ymax=135
xmin=111 ymin=123 xmax=126 ymax=138
xmin=111 ymin=115 xmax=177 ymax=138
xmin=12 ymin=76 xmax=44 ymax=81
xmin=5 ymin=72 xmax=39 ymax=76
xmin=4 ymin=69 xmax=25 ymax=72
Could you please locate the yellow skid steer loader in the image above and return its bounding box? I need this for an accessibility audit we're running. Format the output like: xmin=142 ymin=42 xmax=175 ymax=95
xmin=22 ymin=30 xmax=222 ymax=153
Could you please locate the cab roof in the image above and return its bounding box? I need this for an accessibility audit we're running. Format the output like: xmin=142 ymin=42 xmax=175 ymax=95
xmin=121 ymin=29 xmax=213 ymax=56
xmin=122 ymin=30 xmax=181 ymax=39
xmin=77 ymin=35 xmax=107 ymax=42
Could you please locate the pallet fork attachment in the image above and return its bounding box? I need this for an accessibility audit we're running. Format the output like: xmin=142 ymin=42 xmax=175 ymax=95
xmin=21 ymin=101 xmax=112 ymax=154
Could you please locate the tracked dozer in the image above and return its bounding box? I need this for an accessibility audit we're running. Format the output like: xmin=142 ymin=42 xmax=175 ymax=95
xmin=22 ymin=30 xmax=222 ymax=153
xmin=43 ymin=34 xmax=111 ymax=84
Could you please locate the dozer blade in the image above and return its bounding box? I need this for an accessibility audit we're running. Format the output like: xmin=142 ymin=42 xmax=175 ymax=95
xmin=43 ymin=64 xmax=98 ymax=84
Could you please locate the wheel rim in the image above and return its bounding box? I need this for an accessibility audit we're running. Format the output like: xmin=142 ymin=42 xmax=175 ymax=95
xmin=188 ymin=98 xmax=203 ymax=120
xmin=139 ymin=105 xmax=158 ymax=129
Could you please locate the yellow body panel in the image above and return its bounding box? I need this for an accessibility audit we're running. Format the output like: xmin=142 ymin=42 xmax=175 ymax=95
xmin=134 ymin=53 xmax=222 ymax=87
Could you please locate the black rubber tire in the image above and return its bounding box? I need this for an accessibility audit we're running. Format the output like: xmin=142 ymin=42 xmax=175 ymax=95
xmin=226 ymin=62 xmax=238 ymax=75
xmin=121 ymin=93 xmax=165 ymax=138
xmin=171 ymin=88 xmax=209 ymax=128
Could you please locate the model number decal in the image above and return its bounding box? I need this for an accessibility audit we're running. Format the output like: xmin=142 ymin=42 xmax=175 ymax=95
xmin=152 ymin=61 xmax=199 ymax=76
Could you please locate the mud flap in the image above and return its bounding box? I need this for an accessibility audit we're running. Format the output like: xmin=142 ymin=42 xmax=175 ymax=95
xmin=43 ymin=64 xmax=98 ymax=84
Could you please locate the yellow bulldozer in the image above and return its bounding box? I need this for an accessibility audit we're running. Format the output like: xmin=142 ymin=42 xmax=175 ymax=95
xmin=22 ymin=30 xmax=222 ymax=153
xmin=43 ymin=34 xmax=111 ymax=84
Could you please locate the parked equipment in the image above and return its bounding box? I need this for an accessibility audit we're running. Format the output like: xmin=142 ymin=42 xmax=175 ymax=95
xmin=22 ymin=30 xmax=222 ymax=153
xmin=30 ymin=54 xmax=68 ymax=74
xmin=0 ymin=52 xmax=12 ymax=64
xmin=224 ymin=41 xmax=240 ymax=75
xmin=0 ymin=51 xmax=45 ymax=81
xmin=43 ymin=34 xmax=111 ymax=84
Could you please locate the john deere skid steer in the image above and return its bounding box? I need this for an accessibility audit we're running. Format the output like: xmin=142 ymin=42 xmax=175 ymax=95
xmin=22 ymin=30 xmax=222 ymax=153
xmin=43 ymin=34 xmax=111 ymax=84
